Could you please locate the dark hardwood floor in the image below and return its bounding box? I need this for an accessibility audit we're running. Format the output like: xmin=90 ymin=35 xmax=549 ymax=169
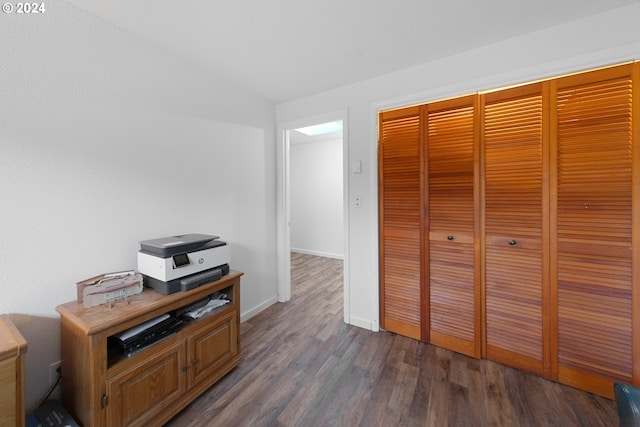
xmin=167 ymin=253 xmax=618 ymax=426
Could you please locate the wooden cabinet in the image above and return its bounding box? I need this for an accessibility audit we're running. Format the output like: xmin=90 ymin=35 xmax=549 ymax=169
xmin=106 ymin=340 xmax=186 ymax=426
xmin=378 ymin=61 xmax=640 ymax=398
xmin=0 ymin=315 xmax=27 ymax=427
xmin=56 ymin=271 xmax=243 ymax=427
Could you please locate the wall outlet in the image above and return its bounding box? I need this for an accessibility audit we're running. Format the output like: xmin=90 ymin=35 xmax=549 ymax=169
xmin=49 ymin=360 xmax=61 ymax=387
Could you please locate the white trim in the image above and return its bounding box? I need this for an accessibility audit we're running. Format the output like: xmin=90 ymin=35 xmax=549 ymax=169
xmin=240 ymin=296 xmax=279 ymax=322
xmin=349 ymin=315 xmax=372 ymax=331
xmin=341 ymin=114 xmax=351 ymax=325
xmin=368 ymin=104 xmax=380 ymax=332
xmin=276 ymin=109 xmax=350 ymax=323
xmin=276 ymin=126 xmax=291 ymax=302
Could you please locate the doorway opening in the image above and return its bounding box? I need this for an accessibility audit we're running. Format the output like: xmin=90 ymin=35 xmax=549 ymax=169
xmin=277 ymin=112 xmax=349 ymax=323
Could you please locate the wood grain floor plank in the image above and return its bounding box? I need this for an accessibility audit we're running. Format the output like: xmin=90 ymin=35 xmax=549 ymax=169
xmin=425 ymin=347 xmax=452 ymax=427
xmin=388 ymin=361 xmax=420 ymax=414
xmin=167 ymin=253 xmax=617 ymax=427
xmin=455 ymin=356 xmax=487 ymax=427
xmin=483 ymin=360 xmax=520 ymax=427
xmin=448 ymin=382 xmax=473 ymax=426
xmin=406 ymin=344 xmax=435 ymax=423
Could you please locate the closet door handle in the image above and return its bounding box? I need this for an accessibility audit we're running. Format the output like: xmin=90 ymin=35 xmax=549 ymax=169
xmin=508 ymin=239 xmax=517 ymax=246
xmin=447 ymin=234 xmax=454 ymax=241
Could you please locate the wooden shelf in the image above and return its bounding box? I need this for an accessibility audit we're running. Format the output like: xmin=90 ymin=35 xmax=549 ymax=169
xmin=57 ymin=271 xmax=243 ymax=426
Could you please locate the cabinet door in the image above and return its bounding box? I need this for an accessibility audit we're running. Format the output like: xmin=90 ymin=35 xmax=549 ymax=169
xmin=482 ymin=83 xmax=549 ymax=375
xmin=552 ymin=64 xmax=636 ymax=397
xmin=426 ymin=95 xmax=480 ymax=357
xmin=106 ymin=341 xmax=186 ymax=427
xmin=378 ymin=106 xmax=423 ymax=340
xmin=187 ymin=309 xmax=238 ymax=387
xmin=0 ymin=358 xmax=18 ymax=427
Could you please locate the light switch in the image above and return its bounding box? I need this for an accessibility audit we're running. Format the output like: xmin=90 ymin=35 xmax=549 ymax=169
xmin=352 ymin=160 xmax=362 ymax=174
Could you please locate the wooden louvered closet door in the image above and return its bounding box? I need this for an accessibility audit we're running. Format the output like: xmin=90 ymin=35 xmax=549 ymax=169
xmin=378 ymin=106 xmax=423 ymax=340
xmin=426 ymin=96 xmax=481 ymax=357
xmin=482 ymin=83 xmax=549 ymax=376
xmin=551 ymin=63 xmax=638 ymax=398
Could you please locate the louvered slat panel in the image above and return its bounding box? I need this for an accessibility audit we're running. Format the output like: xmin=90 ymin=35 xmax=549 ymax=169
xmin=429 ymin=241 xmax=476 ymax=339
xmin=379 ymin=108 xmax=422 ymax=339
xmin=556 ymin=74 xmax=633 ymax=391
xmin=427 ymin=100 xmax=478 ymax=357
xmin=428 ymin=106 xmax=475 ymax=232
xmin=483 ymin=88 xmax=546 ymax=374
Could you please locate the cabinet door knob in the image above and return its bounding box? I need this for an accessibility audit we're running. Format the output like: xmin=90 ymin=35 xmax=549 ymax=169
xmin=447 ymin=234 xmax=454 ymax=241
xmin=191 ymin=359 xmax=198 ymax=366
xmin=508 ymin=239 xmax=517 ymax=246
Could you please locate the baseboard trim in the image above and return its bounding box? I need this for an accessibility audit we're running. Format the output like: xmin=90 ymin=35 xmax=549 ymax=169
xmin=348 ymin=315 xmax=373 ymax=331
xmin=240 ymin=296 xmax=278 ymax=322
xmin=291 ymin=248 xmax=344 ymax=260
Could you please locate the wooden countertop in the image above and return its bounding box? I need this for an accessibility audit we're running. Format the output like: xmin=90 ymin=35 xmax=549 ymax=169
xmin=56 ymin=271 xmax=243 ymax=336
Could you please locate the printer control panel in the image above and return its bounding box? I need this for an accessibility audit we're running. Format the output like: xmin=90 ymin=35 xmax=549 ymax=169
xmin=172 ymin=253 xmax=190 ymax=268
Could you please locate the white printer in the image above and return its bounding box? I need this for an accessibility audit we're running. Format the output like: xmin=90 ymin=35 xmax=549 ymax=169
xmin=137 ymin=234 xmax=230 ymax=294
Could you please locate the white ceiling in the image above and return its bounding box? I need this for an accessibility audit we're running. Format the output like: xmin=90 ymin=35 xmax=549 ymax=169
xmin=66 ymin=0 xmax=638 ymax=103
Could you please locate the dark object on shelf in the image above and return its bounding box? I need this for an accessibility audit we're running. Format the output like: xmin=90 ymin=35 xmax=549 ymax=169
xmin=109 ymin=314 xmax=184 ymax=358
xmin=143 ymin=264 xmax=229 ymax=295
xmin=614 ymin=382 xmax=640 ymax=427
xmin=28 ymin=400 xmax=80 ymax=427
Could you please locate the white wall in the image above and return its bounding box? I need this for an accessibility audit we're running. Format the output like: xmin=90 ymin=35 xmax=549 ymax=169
xmin=0 ymin=0 xmax=276 ymax=409
xmin=276 ymin=4 xmax=640 ymax=332
xmin=290 ymin=137 xmax=343 ymax=258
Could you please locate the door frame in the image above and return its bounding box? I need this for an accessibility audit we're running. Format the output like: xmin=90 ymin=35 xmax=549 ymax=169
xmin=276 ymin=110 xmax=350 ymax=323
